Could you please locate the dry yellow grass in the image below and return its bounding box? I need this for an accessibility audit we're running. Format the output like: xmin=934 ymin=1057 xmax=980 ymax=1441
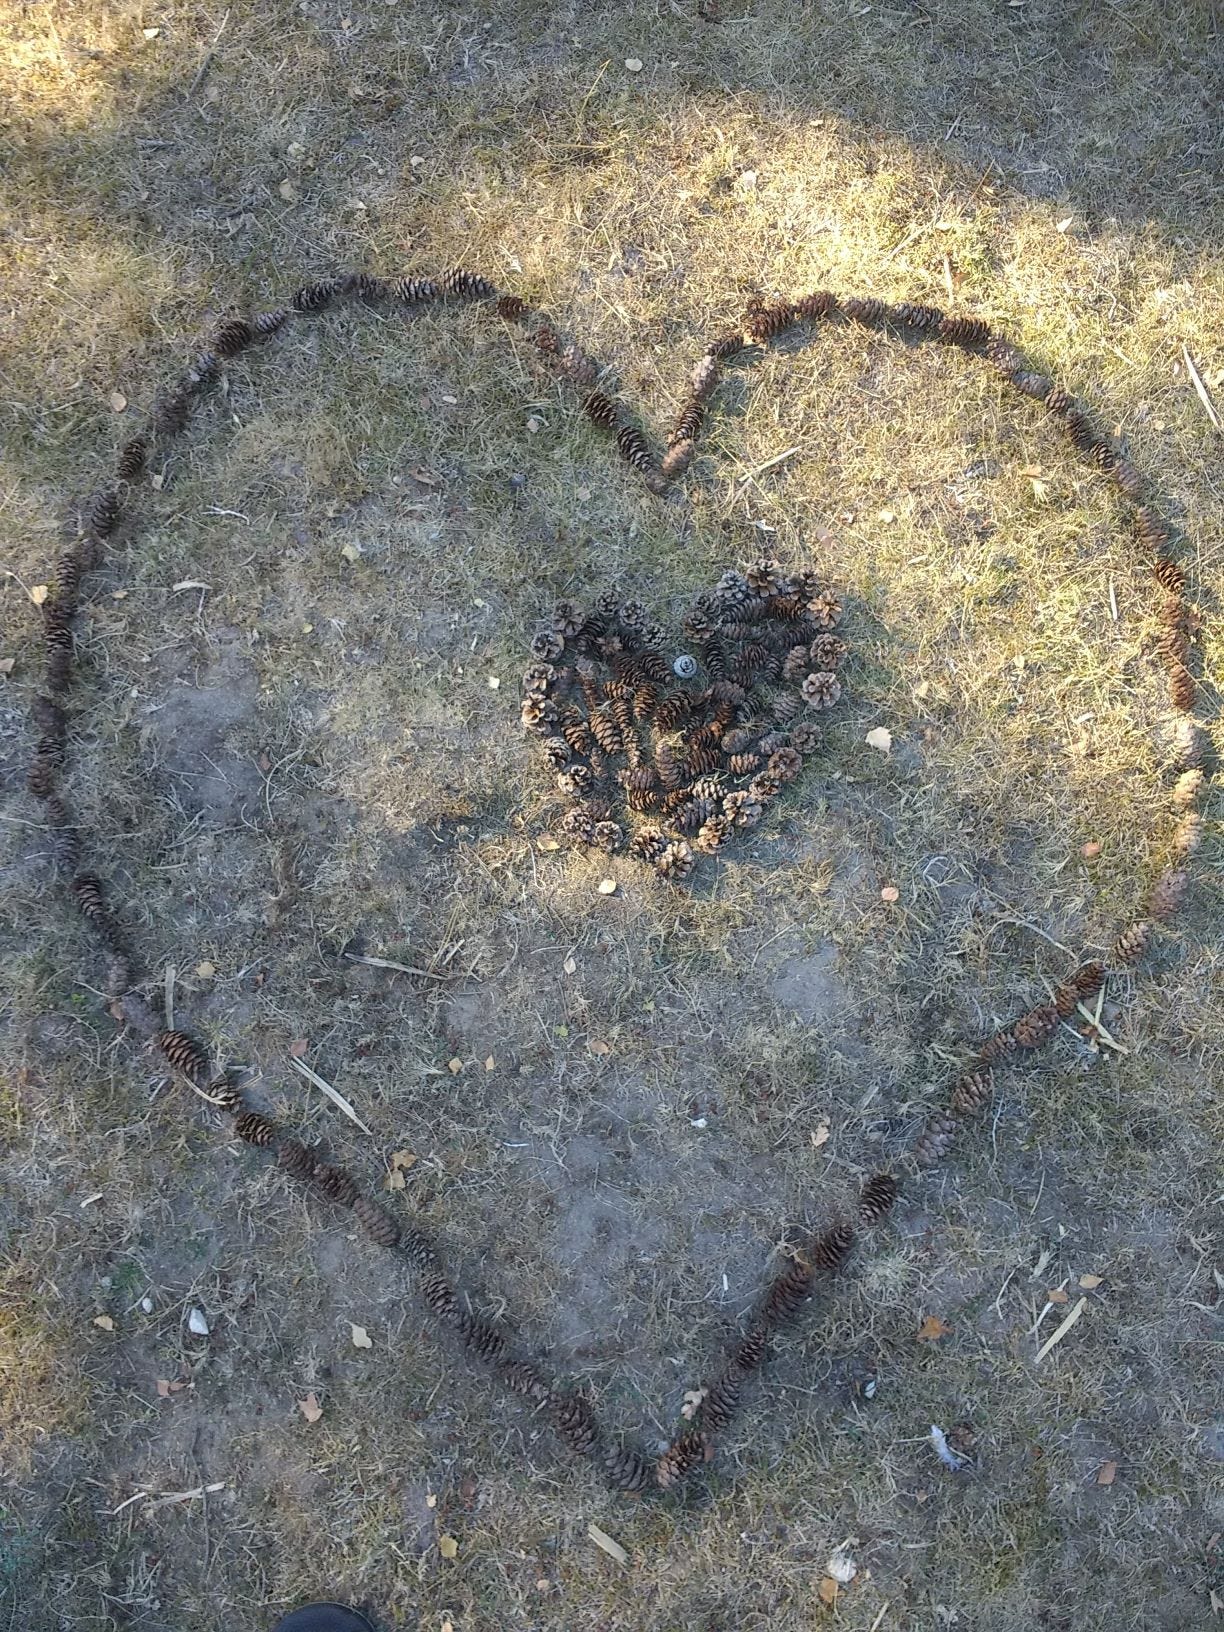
xmin=1 ymin=3 xmax=1221 ymax=1630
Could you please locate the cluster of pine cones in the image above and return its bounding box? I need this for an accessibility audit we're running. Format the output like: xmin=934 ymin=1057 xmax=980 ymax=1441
xmin=520 ymin=562 xmax=850 ymax=877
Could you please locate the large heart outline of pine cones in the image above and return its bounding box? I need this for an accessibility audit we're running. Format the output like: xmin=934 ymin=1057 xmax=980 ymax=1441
xmin=24 ymin=265 xmax=1209 ymax=1497
xmin=521 ymin=564 xmax=849 ymax=878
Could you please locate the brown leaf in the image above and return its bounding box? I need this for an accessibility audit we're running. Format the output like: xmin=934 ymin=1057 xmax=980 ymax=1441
xmin=447 ymin=1056 xmax=464 ymax=1074
xmin=880 ymin=885 xmax=900 ymax=902
xmin=818 ymin=1576 xmax=839 ymax=1605
xmin=93 ymin=1314 xmax=115 ymax=1332
xmin=1079 ymin=1273 xmax=1104 ymax=1290
xmin=108 ymin=389 xmax=127 ymax=412
xmin=390 ymin=1148 xmax=417 ymax=1170
xmin=1047 ymin=1287 xmax=1070 ymax=1305
xmin=1081 ymin=840 xmax=1102 ymax=859
xmin=1097 ymin=1460 xmax=1117 ymax=1486
xmin=0 ymin=657 xmax=15 ymax=678
xmin=29 ymin=584 xmax=49 ymax=607
xmin=917 ymin=1314 xmax=950 ymax=1342
xmin=409 ymin=465 xmax=439 ymax=486
xmin=288 ymin=1038 xmax=309 ymax=1059
xmin=438 ymin=1534 xmax=459 ymax=1560
xmin=298 ymin=1391 xmax=323 ymax=1424
xmin=588 ymin=1038 xmax=612 ymax=1056
xmin=597 ymin=877 xmax=618 ymax=895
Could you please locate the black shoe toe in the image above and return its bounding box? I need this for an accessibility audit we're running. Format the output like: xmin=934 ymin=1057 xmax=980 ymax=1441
xmin=270 ymin=1604 xmax=376 ymax=1632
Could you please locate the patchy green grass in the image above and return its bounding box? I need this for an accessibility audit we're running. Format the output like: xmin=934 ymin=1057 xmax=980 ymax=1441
xmin=1 ymin=3 xmax=1221 ymax=1630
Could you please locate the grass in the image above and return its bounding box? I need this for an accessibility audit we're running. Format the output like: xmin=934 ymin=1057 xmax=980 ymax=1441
xmin=1 ymin=2 xmax=1222 ymax=1629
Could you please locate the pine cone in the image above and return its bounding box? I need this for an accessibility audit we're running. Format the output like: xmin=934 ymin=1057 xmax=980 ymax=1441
xmin=699 ymin=1364 xmax=744 ymax=1434
xmin=213 ymin=318 xmax=254 ymax=358
xmin=675 ymin=796 xmax=715 ymax=835
xmin=560 ymin=805 xmax=597 ymax=845
xmin=1112 ymin=457 xmax=1144 ymax=499
xmin=893 ymin=301 xmax=945 ymax=332
xmin=116 ymin=436 xmax=147 ymax=484
xmin=691 ymin=354 xmax=721 ymax=397
xmin=419 ymin=1271 xmax=458 ymax=1320
xmin=552 ymin=1392 xmax=600 ymax=1458
xmin=277 ymin=1138 xmax=318 ymax=1183
xmin=1111 ymin=920 xmax=1150 ymax=967
xmin=1136 ymin=507 xmax=1171 ymax=553
xmin=939 ymin=313 xmax=992 ymax=346
xmin=521 ymin=697 xmax=555 ymax=731
xmin=603 ymin=1443 xmax=653 ymax=1492
xmin=1010 ymin=369 xmax=1053 ymax=400
xmin=550 ymin=599 xmax=583 ymax=638
xmin=341 ymin=272 xmax=387 ymax=301
xmin=627 ymin=825 xmax=667 ymax=862
xmin=794 ymin=290 xmax=836 ymax=320
xmin=441 ymin=267 xmax=496 ymax=299
xmin=583 ymin=391 xmax=619 ymax=430
xmin=708 ymin=332 xmax=744 ymax=360
xmin=1091 ymin=442 xmax=1121 ymax=475
xmin=496 ymin=293 xmax=527 ymax=321
xmin=655 ymin=1431 xmax=707 ymax=1489
xmin=736 ymin=1322 xmax=770 ymax=1372
xmin=1173 ymin=811 xmax=1204 ymax=856
xmin=561 ymin=343 xmax=599 ymax=386
xmin=767 ymin=747 xmax=802 ymax=783
xmin=722 ymin=790 xmax=763 ymax=829
xmin=105 ymin=952 xmax=133 ymax=996
xmin=1170 ymin=720 xmax=1204 ymax=769
xmin=234 ymin=1109 xmax=279 ymax=1147
xmin=457 ymin=1313 xmax=508 ymax=1364
xmin=207 ymin=1071 xmax=246 ymax=1114
xmin=808 ymin=589 xmax=843 ymax=628
xmin=840 ymin=296 xmax=887 ymax=325
xmin=46 ymin=801 xmax=79 ymax=868
xmin=669 ymin=398 xmax=704 ymax=447
xmin=810 ymin=633 xmax=848 ymax=669
xmin=593 ymin=821 xmax=625 ymax=853
xmin=727 ymin=751 xmax=762 ymax=776
xmin=800 ymin=671 xmax=841 ymax=711
xmin=808 ymin=1221 xmax=856 ymax=1273
xmin=950 ymin=1069 xmax=994 ymax=1116
xmin=499 ymin=1360 xmax=552 ymax=1403
xmin=1170 ymin=668 xmax=1196 ymax=712
xmin=253 ymin=307 xmax=290 ymax=336
xmin=541 ymin=737 xmax=571 ymax=770
xmin=655 ymin=841 xmax=695 ymax=881
xmin=292 ymin=279 xmax=344 ymax=312
xmin=747 ymin=773 xmax=783 ymax=802
xmin=976 ymin=1028 xmax=1018 ymax=1066
xmin=313 ymin=1162 xmax=360 ymax=1208
xmin=157 ymin=1028 xmax=210 ymax=1083
xmin=557 ymin=765 xmax=596 ymax=799
xmin=26 ymin=752 xmax=57 ymax=800
xmin=1063 ymin=408 xmax=1097 ymax=453
xmin=859 ymin=1173 xmax=899 ymax=1226
xmin=984 ymin=337 xmax=1023 ymax=374
xmin=185 ymin=351 xmax=217 ymax=391
xmin=1045 ymin=385 xmax=1073 ymax=415
xmin=1147 ymin=868 xmax=1188 ymax=922
xmin=392 ymin=276 xmax=439 ymax=304
xmin=661 ymin=440 xmax=696 ymax=480
xmin=1012 ymin=1002 xmax=1058 ymax=1050
xmin=616 ymin=425 xmax=653 ymax=474
xmin=788 ymin=720 xmax=823 ymax=755
xmin=151 ymin=387 xmax=191 ymax=438
xmin=743 ymin=302 xmax=794 ymax=343
xmin=1072 ymin=961 xmax=1106 ymax=1001
xmin=88 ymin=490 xmax=122 ymax=538
xmin=696 ymin=814 xmax=733 ymax=854
xmin=914 ymin=1113 xmax=958 ymax=1166
xmin=1173 ymin=768 xmax=1204 ymax=809
xmin=398 ymin=1230 xmax=440 ymax=1278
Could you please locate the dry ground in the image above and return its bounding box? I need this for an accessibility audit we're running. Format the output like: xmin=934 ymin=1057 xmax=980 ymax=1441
xmin=1 ymin=3 xmax=1222 ymax=1629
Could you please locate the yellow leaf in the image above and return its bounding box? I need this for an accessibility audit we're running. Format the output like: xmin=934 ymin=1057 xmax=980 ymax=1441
xmin=810 ymin=1123 xmax=831 ymax=1149
xmin=350 ymin=1324 xmax=372 ymax=1349
xmin=195 ymin=960 xmax=216 ymax=978
xmin=390 ymin=1148 xmax=417 ymax=1170
xmin=386 ymin=1167 xmax=406 ymax=1190
xmin=597 ymin=878 xmax=618 ymax=895
xmin=537 ymin=835 xmax=561 ymax=852
xmin=93 ymin=1314 xmax=115 ymax=1331
xmin=438 ymin=1534 xmax=459 ymax=1560
xmin=448 ymin=1057 xmax=463 ymax=1075
xmin=818 ymin=1576 xmax=839 ymax=1605
xmin=917 ymin=1314 xmax=950 ymax=1342
xmin=29 ymin=584 xmax=49 ymax=606
xmin=1079 ymin=1273 xmax=1104 ymax=1290
xmin=339 ymin=541 xmax=362 ymax=563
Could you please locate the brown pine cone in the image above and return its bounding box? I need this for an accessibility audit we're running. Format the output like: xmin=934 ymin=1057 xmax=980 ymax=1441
xmin=603 ymin=1443 xmax=653 ymax=1492
xmin=530 ymin=629 xmax=565 ymax=663
xmin=722 ymin=790 xmax=763 ymax=829
xmin=809 ymin=1221 xmax=856 ymax=1273
xmin=767 ymin=747 xmax=802 ymax=783
xmin=1045 ymin=385 xmax=1073 ymax=415
xmin=1173 ymin=812 xmax=1205 ymax=857
xmin=1172 ymin=768 xmax=1204 ymax=809
xmin=788 ymin=719 xmax=823 ymax=755
xmin=893 ymin=301 xmax=945 ymax=332
xmin=747 ymin=773 xmax=783 ymax=802
xmin=541 ymin=737 xmax=571 ymax=770
xmin=939 ymin=314 xmax=992 ymax=346
xmin=313 ymin=1162 xmax=360 ymax=1209
xmin=151 ymin=387 xmax=192 ymax=438
xmin=397 ymin=1229 xmax=440 ymax=1278
xmin=1072 ymin=961 xmax=1106 ymax=1001
xmin=552 ymin=1392 xmax=600 ymax=1458
xmin=105 ymin=952 xmax=133 ymax=997
xmin=213 ymin=317 xmax=254 ymax=358
xmin=840 ymin=296 xmax=887 ymax=324
xmin=616 ymin=425 xmax=653 ymax=473
xmin=977 ymin=1028 xmax=1018 ymax=1066
xmin=1147 ymin=868 xmax=1188 ymax=922
xmin=188 ymin=351 xmax=218 ymax=388
xmin=655 ymin=1431 xmax=707 ymax=1489
xmin=499 ymin=1360 xmax=552 ymax=1403
xmin=1064 ymin=408 xmax=1097 ymax=452
xmin=661 ymin=440 xmax=696 ymax=481
xmin=441 ymin=267 xmax=496 ymax=298
xmin=559 ymin=343 xmax=599 ymax=386
xmin=457 ymin=1313 xmax=508 ymax=1364
xmin=292 ymin=278 xmax=345 ymax=312
xmin=1111 ymin=920 xmax=1150 ymax=967
xmin=532 ymin=324 xmax=560 ymax=354
xmin=810 ymin=633 xmax=849 ymax=669
xmin=984 ymin=337 xmax=1024 ymax=373
xmin=630 ymin=824 xmax=669 ymax=862
xmin=794 ymin=290 xmax=836 ymax=320
xmin=521 ymin=697 xmax=555 ymax=731
xmin=782 ymin=645 xmax=811 ymax=682
xmin=691 ymin=353 xmax=721 ymax=397
xmin=207 ymin=1071 xmax=245 ymax=1114
xmin=1012 ymin=1002 xmax=1058 ymax=1050
xmin=669 ymin=398 xmax=704 ymax=447
xmin=583 ymin=391 xmax=619 ymax=430
xmin=44 ymin=796 xmax=77 ymax=869
xmin=808 ymin=589 xmax=843 ymax=628
xmin=736 ymin=1322 xmax=770 ymax=1372
xmin=277 ymin=1137 xmax=318 ymax=1182
xmin=1168 ymin=720 xmax=1203 ymax=770
xmin=1170 ymin=668 xmax=1196 ymax=712
xmin=728 ymin=751 xmax=763 ymax=776
xmin=1112 ymin=457 xmax=1144 ymax=499
xmin=593 ymin=821 xmax=625 ymax=853
xmin=254 ymin=307 xmax=290 ymax=335
xmin=26 ymin=753 xmax=57 ymax=800
xmin=392 ymin=276 xmax=439 ymax=304
xmin=696 ymin=814 xmax=733 ymax=854
xmin=157 ymin=1028 xmax=210 ymax=1083
xmin=743 ymin=302 xmax=795 ymax=343
xmin=800 ymin=671 xmax=841 ymax=711
xmin=88 ymin=490 xmax=122 ymax=538
xmin=550 ymin=599 xmax=583 ymax=638
xmin=495 ymin=293 xmax=527 ymax=321
xmin=31 ymin=695 xmax=68 ymax=741
xmin=914 ymin=1113 xmax=958 ymax=1166
xmin=699 ymin=1364 xmax=745 ymax=1434
xmin=559 ymin=805 xmax=597 ymax=845
xmin=675 ymin=796 xmax=716 ymax=835
xmin=655 ymin=841 xmax=695 ymax=881
xmin=1010 ymin=369 xmax=1053 ymax=399
xmin=116 ymin=436 xmax=148 ymax=484
xmin=1136 ymin=507 xmax=1171 ymax=553
xmin=858 ymin=1173 xmax=899 ymax=1226
xmin=420 ymin=1272 xmax=459 ymax=1320
xmin=234 ymin=1109 xmax=279 ymax=1147
xmin=708 ymin=331 xmax=745 ymax=360
xmin=950 ymin=1069 xmax=994 ymax=1116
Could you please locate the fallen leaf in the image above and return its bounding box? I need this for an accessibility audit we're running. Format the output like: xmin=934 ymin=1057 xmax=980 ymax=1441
xmin=1082 ymin=840 xmax=1102 ymax=859
xmin=93 ymin=1314 xmax=115 ymax=1332
xmin=537 ymin=835 xmax=561 ymax=852
xmin=810 ymin=1122 xmax=831 ymax=1149
xmin=289 ymin=1038 xmax=309 ymax=1059
xmin=597 ymin=878 xmax=618 ymax=895
xmin=386 ymin=1167 xmax=406 ymax=1190
xmin=825 ymin=1548 xmax=858 ymax=1585
xmin=1047 ymin=1287 xmax=1070 ymax=1305
xmin=877 ymin=508 xmax=896 ymax=523
xmin=448 ymin=1056 xmax=463 ymax=1074
xmin=1079 ymin=1273 xmax=1104 ymax=1290
xmin=425 ymin=1492 xmax=437 ymax=1508
xmin=442 ymin=1622 xmax=453 ymax=1632
xmin=1097 ymin=1460 xmax=1117 ymax=1486
xmin=29 ymin=584 xmax=49 ymax=606
xmin=438 ymin=1534 xmax=459 ymax=1561
xmin=484 ymin=1055 xmax=495 ymax=1072
xmin=339 ymin=541 xmax=362 ymax=563
xmin=350 ymin=1323 xmax=372 ymax=1349
xmin=109 ymin=390 xmax=127 ymax=412
xmin=880 ymin=885 xmax=900 ymax=902
xmin=588 ymin=1038 xmax=612 ymax=1056
xmin=587 ymin=1521 xmax=628 ymax=1565
xmin=681 ymin=1387 xmax=707 ymax=1420
xmin=917 ymin=1314 xmax=950 ymax=1342
xmin=0 ymin=658 xmax=15 ymax=677
xmin=195 ymin=960 xmax=216 ymax=978
xmin=391 ymin=1148 xmax=417 ymax=1171
xmin=624 ymin=56 xmax=643 ymax=71
xmin=187 ymin=1307 xmax=210 ymax=1336
xmin=156 ymin=1377 xmax=186 ymax=1398
xmin=563 ymin=956 xmax=577 ymax=975
xmin=486 ymin=674 xmax=500 ymax=689
xmin=298 ymin=1391 xmax=323 ymax=1424
xmin=409 ymin=465 xmax=439 ymax=485
xmin=278 ymin=178 xmax=298 ymax=201
xmin=818 ymin=1576 xmax=839 ymax=1605
xmin=865 ymin=726 xmax=892 ymax=753
xmin=142 ymin=25 xmax=160 ymax=38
